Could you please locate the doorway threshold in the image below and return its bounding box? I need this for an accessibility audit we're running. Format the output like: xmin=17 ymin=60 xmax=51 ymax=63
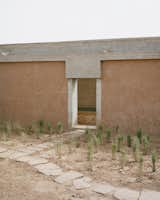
xmin=73 ymin=124 xmax=96 ymax=130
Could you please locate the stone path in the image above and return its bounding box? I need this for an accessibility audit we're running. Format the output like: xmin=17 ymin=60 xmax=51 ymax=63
xmin=0 ymin=141 xmax=160 ymax=200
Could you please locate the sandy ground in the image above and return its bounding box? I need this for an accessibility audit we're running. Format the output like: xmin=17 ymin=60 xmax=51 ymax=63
xmin=0 ymin=131 xmax=159 ymax=199
xmin=0 ymin=158 xmax=110 ymax=200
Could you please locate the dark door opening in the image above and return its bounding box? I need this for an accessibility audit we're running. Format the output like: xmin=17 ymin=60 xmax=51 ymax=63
xmin=78 ymin=79 xmax=96 ymax=125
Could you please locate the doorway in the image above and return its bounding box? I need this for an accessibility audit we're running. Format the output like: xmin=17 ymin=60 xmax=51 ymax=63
xmin=78 ymin=79 xmax=96 ymax=125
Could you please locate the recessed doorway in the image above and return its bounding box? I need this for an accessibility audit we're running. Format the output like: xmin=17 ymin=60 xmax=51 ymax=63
xmin=78 ymin=79 xmax=96 ymax=125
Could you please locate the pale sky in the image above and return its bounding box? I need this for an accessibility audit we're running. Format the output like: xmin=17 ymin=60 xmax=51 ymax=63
xmin=0 ymin=0 xmax=160 ymax=44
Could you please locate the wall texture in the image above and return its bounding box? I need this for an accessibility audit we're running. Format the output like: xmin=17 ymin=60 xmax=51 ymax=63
xmin=0 ymin=61 xmax=68 ymax=127
xmin=101 ymin=59 xmax=160 ymax=134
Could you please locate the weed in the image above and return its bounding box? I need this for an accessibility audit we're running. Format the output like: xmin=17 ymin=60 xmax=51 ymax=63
xmin=151 ymin=149 xmax=157 ymax=172
xmin=87 ymin=139 xmax=93 ymax=161
xmin=136 ymin=128 xmax=142 ymax=144
xmin=116 ymin=134 xmax=123 ymax=152
xmin=56 ymin=121 xmax=63 ymax=134
xmin=47 ymin=122 xmax=53 ymax=135
xmin=112 ymin=142 xmax=116 ymax=160
xmin=132 ymin=136 xmax=140 ymax=162
xmin=106 ymin=128 xmax=111 ymax=143
xmin=142 ymin=135 xmax=150 ymax=155
xmin=115 ymin=125 xmax=119 ymax=134
xmin=37 ymin=120 xmax=45 ymax=133
xmin=96 ymin=126 xmax=103 ymax=145
xmin=127 ymin=135 xmax=132 ymax=147
xmin=4 ymin=121 xmax=12 ymax=138
xmin=56 ymin=142 xmax=62 ymax=159
xmin=84 ymin=128 xmax=91 ymax=142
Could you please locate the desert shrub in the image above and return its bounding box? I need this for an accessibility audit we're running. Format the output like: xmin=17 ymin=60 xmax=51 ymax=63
xmin=127 ymin=135 xmax=132 ymax=147
xmin=96 ymin=125 xmax=103 ymax=145
xmin=87 ymin=139 xmax=94 ymax=161
xmin=132 ymin=136 xmax=140 ymax=162
xmin=136 ymin=128 xmax=142 ymax=144
xmin=119 ymin=149 xmax=126 ymax=169
xmin=37 ymin=120 xmax=45 ymax=133
xmin=92 ymin=134 xmax=100 ymax=152
xmin=46 ymin=121 xmax=53 ymax=135
xmin=142 ymin=135 xmax=150 ymax=155
xmin=55 ymin=121 xmax=63 ymax=134
xmin=105 ymin=128 xmax=111 ymax=143
xmin=56 ymin=142 xmax=62 ymax=159
xmin=151 ymin=149 xmax=157 ymax=172
xmin=115 ymin=125 xmax=119 ymax=134
xmin=112 ymin=142 xmax=116 ymax=160
xmin=84 ymin=128 xmax=92 ymax=142
xmin=116 ymin=134 xmax=124 ymax=152
xmin=4 ymin=121 xmax=12 ymax=138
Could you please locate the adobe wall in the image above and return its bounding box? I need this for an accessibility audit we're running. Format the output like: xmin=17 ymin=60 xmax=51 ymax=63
xmin=0 ymin=61 xmax=68 ymax=127
xmin=101 ymin=59 xmax=160 ymax=134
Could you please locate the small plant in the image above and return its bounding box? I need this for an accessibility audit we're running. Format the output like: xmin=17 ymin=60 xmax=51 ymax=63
xmin=127 ymin=135 xmax=132 ymax=148
xmin=116 ymin=134 xmax=123 ymax=152
xmin=84 ymin=128 xmax=91 ymax=142
xmin=46 ymin=122 xmax=53 ymax=135
xmin=96 ymin=125 xmax=103 ymax=145
xmin=142 ymin=135 xmax=150 ymax=155
xmin=56 ymin=121 xmax=63 ymax=134
xmin=87 ymin=139 xmax=93 ymax=162
xmin=132 ymin=137 xmax=140 ymax=162
xmin=37 ymin=120 xmax=45 ymax=133
xmin=119 ymin=149 xmax=126 ymax=169
xmin=92 ymin=134 xmax=100 ymax=152
xmin=136 ymin=128 xmax=142 ymax=144
xmin=115 ymin=125 xmax=119 ymax=134
xmin=112 ymin=142 xmax=117 ymax=160
xmin=56 ymin=142 xmax=62 ymax=159
xmin=151 ymin=149 xmax=157 ymax=172
xmin=4 ymin=121 xmax=12 ymax=138
xmin=138 ymin=152 xmax=143 ymax=179
xmin=106 ymin=128 xmax=111 ymax=143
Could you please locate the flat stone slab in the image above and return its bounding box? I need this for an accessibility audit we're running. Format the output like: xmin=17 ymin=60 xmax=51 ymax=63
xmin=0 ymin=147 xmax=7 ymax=153
xmin=34 ymin=163 xmax=63 ymax=176
xmin=92 ymin=183 xmax=115 ymax=196
xmin=15 ymin=155 xmax=48 ymax=165
xmin=113 ymin=188 xmax=139 ymax=200
xmin=26 ymin=156 xmax=48 ymax=165
xmin=0 ymin=150 xmax=15 ymax=158
xmin=16 ymin=147 xmax=37 ymax=154
xmin=55 ymin=171 xmax=83 ymax=184
xmin=73 ymin=177 xmax=92 ymax=190
xmin=140 ymin=190 xmax=160 ymax=200
xmin=8 ymin=151 xmax=31 ymax=160
xmin=26 ymin=146 xmax=44 ymax=152
xmin=36 ymin=142 xmax=54 ymax=149
xmin=40 ymin=150 xmax=55 ymax=159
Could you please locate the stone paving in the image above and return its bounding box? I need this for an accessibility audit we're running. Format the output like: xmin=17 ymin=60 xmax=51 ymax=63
xmin=0 ymin=140 xmax=160 ymax=200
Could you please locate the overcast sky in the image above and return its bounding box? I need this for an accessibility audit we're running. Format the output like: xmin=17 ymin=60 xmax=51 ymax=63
xmin=0 ymin=0 xmax=160 ymax=44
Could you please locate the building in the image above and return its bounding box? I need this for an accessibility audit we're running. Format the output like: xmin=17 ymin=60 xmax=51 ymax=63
xmin=0 ymin=37 xmax=160 ymax=133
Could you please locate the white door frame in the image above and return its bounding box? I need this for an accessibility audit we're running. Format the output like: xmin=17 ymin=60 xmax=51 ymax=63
xmin=68 ymin=78 xmax=101 ymax=128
